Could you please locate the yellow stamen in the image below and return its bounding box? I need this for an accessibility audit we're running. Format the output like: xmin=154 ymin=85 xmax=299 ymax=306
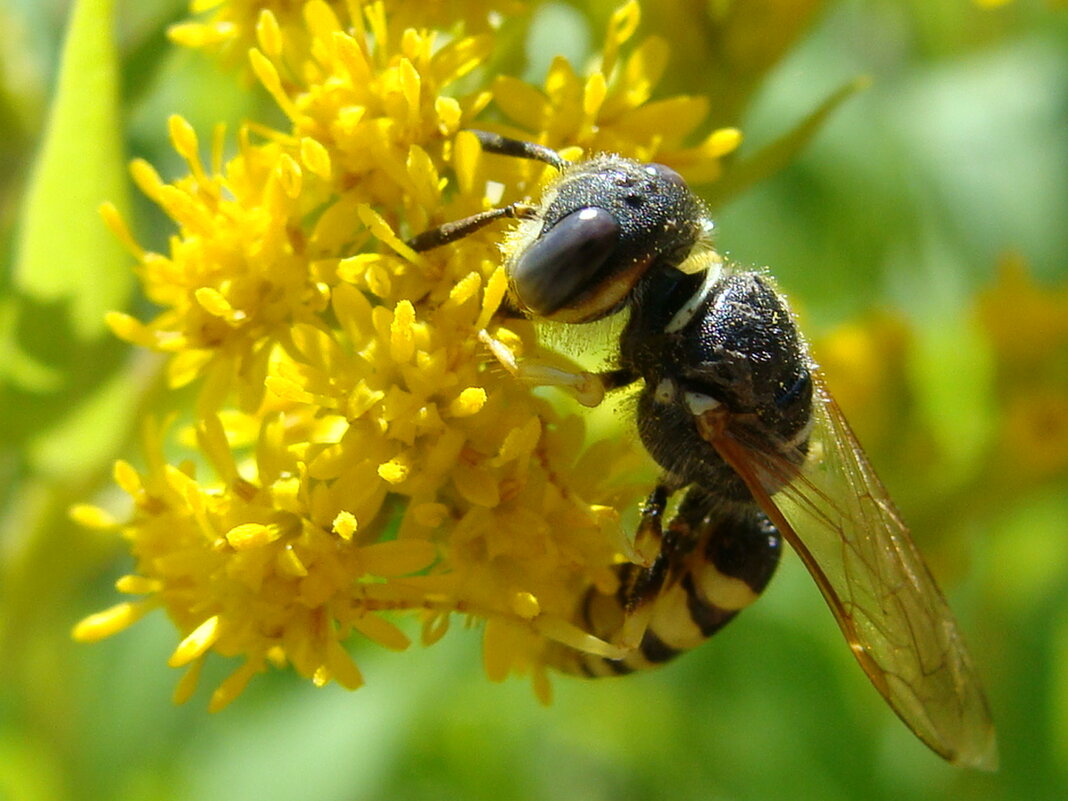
xmin=209 ymin=661 xmax=260 ymax=712
xmin=225 ymin=523 xmax=279 ymax=550
xmin=352 ymin=614 xmax=410 ymax=652
xmin=300 ymin=137 xmax=332 ymax=180
xmin=512 ymin=592 xmax=541 ymax=620
xmin=99 ymin=202 xmax=145 ymax=260
xmin=173 ymin=659 xmax=204 ymax=705
xmin=68 ymin=503 xmax=116 ymax=529
xmin=359 ymin=539 xmax=436 ymax=576
xmin=324 ymin=639 xmax=364 ymax=690
xmin=72 ymin=601 xmax=152 ymax=641
xmin=115 ymin=575 xmax=162 ymax=594
xmin=169 ymin=615 xmax=222 ymax=667
xmin=255 ymin=9 xmax=282 ymax=58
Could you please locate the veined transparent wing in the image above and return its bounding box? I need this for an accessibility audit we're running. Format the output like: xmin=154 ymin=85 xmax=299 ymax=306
xmin=702 ymin=374 xmax=997 ymax=769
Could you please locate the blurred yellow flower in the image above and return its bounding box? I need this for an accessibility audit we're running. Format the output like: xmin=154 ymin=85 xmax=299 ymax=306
xmin=75 ymin=0 xmax=740 ymax=708
xmin=1001 ymin=390 xmax=1068 ymax=479
xmin=978 ymin=255 xmax=1068 ymax=368
xmin=979 ymin=255 xmax=1068 ymax=482
xmin=814 ymin=313 xmax=910 ymax=449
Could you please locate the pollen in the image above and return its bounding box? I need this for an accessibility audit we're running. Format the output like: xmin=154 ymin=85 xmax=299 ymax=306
xmin=448 ymin=387 xmax=487 ymax=417
xmin=332 ymin=511 xmax=358 ymax=541
xmin=378 ymin=458 xmax=410 ymax=484
xmin=512 ymin=592 xmax=541 ymax=620
xmin=389 ymin=300 xmax=417 ymax=364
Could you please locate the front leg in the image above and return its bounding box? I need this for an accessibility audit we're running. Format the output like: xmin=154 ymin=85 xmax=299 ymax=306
xmin=477 ymin=328 xmax=638 ymax=407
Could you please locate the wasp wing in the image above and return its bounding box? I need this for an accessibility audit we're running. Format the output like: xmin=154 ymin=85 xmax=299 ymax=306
xmin=704 ymin=375 xmax=997 ymax=769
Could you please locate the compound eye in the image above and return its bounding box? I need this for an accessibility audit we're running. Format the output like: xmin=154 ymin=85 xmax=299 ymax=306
xmin=509 ymin=207 xmax=621 ymax=319
xmin=644 ymin=163 xmax=687 ymax=189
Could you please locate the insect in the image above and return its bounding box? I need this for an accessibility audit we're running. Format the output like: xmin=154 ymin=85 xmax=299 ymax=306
xmin=408 ymin=130 xmax=997 ymax=769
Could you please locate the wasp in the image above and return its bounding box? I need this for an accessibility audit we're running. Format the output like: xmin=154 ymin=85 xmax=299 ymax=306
xmin=409 ymin=131 xmax=997 ymax=769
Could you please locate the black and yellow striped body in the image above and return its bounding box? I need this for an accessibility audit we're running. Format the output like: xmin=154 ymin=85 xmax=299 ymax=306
xmin=549 ymin=256 xmax=808 ymax=677
xmin=561 ymin=488 xmax=782 ymax=676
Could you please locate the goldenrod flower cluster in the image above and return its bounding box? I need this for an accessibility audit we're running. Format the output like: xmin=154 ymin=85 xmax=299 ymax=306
xmin=74 ymin=0 xmax=740 ymax=710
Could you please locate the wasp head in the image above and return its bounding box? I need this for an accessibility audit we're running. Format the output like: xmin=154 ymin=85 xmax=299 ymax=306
xmin=505 ymin=155 xmax=707 ymax=323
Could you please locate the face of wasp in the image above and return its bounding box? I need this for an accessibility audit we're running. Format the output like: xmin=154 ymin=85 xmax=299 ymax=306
xmin=505 ymin=155 xmax=707 ymax=323
xmin=508 ymin=153 xmax=814 ymax=487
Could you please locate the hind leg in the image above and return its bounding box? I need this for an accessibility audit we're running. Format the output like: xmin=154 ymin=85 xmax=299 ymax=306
xmin=567 ymin=484 xmax=700 ymax=675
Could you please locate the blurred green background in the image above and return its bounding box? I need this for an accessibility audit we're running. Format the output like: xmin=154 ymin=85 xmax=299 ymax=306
xmin=2 ymin=1 xmax=1067 ymax=800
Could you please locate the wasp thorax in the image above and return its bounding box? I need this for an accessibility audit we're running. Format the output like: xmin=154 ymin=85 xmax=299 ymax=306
xmin=686 ymin=273 xmax=813 ymax=447
xmin=506 ymin=155 xmax=706 ymax=323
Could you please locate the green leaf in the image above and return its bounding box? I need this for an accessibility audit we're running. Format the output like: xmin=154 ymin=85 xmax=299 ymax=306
xmin=14 ymin=0 xmax=130 ymax=341
xmin=910 ymin=313 xmax=995 ymax=482
xmin=905 ymin=241 xmax=997 ymax=486
xmin=0 ymin=296 xmax=64 ymax=392
xmin=27 ymin=355 xmax=155 ymax=479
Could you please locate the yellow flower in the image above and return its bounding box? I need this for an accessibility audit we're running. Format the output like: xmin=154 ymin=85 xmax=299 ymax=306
xmin=77 ymin=0 xmax=740 ymax=707
xmin=490 ymin=6 xmax=741 ymax=183
xmin=170 ymin=0 xmax=524 ymax=62
xmin=978 ymin=255 xmax=1068 ymax=482
xmin=814 ymin=313 xmax=910 ymax=449
xmin=1001 ymin=390 xmax=1068 ymax=479
xmin=977 ymin=254 xmax=1068 ymax=371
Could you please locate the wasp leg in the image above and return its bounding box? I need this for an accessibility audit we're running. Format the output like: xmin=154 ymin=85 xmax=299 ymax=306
xmin=614 ymin=487 xmax=696 ymax=658
xmin=477 ymin=329 xmax=636 ymax=407
xmin=477 ymin=328 xmax=640 ymax=407
xmin=632 ymin=484 xmax=669 ymax=567
xmin=571 ymin=487 xmax=696 ymax=675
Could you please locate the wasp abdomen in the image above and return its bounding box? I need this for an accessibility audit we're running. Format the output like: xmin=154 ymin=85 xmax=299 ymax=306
xmin=560 ymin=496 xmax=781 ymax=677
